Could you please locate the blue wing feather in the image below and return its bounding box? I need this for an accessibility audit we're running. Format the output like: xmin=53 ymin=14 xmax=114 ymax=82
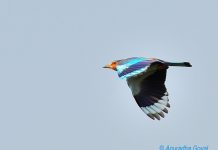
xmin=118 ymin=61 xmax=150 ymax=78
xmin=116 ymin=58 xmax=164 ymax=79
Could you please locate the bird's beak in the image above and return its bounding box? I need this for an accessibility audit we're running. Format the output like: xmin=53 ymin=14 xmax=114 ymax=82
xmin=103 ymin=64 xmax=112 ymax=69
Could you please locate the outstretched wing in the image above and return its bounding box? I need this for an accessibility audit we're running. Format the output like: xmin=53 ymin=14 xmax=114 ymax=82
xmin=127 ymin=62 xmax=170 ymax=120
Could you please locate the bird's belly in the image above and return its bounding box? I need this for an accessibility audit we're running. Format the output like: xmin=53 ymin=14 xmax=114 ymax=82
xmin=127 ymin=77 xmax=142 ymax=96
xmin=126 ymin=65 xmax=159 ymax=96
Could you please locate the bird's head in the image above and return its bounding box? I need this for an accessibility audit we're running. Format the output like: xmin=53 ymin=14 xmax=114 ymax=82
xmin=103 ymin=61 xmax=119 ymax=71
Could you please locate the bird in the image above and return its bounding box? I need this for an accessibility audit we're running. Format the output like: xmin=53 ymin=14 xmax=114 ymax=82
xmin=103 ymin=57 xmax=192 ymax=120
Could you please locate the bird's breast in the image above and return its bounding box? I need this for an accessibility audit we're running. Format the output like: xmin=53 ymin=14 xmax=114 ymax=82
xmin=127 ymin=76 xmax=143 ymax=96
xmin=126 ymin=65 xmax=159 ymax=95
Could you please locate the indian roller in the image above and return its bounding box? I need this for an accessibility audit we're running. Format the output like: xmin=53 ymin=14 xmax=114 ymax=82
xmin=103 ymin=57 xmax=192 ymax=120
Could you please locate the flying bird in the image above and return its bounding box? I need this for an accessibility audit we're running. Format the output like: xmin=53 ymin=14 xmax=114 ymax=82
xmin=103 ymin=57 xmax=191 ymax=120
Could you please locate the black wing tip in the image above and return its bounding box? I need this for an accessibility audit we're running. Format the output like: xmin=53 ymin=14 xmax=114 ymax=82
xmin=162 ymin=108 xmax=168 ymax=113
xmin=147 ymin=111 xmax=167 ymax=120
xmin=147 ymin=114 xmax=155 ymax=120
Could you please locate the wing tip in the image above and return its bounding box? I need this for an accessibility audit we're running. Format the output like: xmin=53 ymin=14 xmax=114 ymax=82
xmin=141 ymin=103 xmax=170 ymax=120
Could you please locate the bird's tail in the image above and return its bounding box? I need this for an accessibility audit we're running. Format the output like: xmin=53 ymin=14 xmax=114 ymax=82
xmin=165 ymin=62 xmax=192 ymax=67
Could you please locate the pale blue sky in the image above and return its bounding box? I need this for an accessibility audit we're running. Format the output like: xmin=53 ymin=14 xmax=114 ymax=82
xmin=0 ymin=0 xmax=217 ymax=149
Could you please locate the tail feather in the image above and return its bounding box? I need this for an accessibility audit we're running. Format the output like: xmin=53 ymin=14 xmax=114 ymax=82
xmin=165 ymin=62 xmax=192 ymax=67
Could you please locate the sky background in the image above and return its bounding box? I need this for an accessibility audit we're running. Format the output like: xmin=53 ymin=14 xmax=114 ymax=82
xmin=0 ymin=0 xmax=218 ymax=149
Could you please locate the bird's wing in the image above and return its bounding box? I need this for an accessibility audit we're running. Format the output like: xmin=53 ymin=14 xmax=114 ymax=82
xmin=127 ymin=62 xmax=170 ymax=120
xmin=118 ymin=59 xmax=159 ymax=79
